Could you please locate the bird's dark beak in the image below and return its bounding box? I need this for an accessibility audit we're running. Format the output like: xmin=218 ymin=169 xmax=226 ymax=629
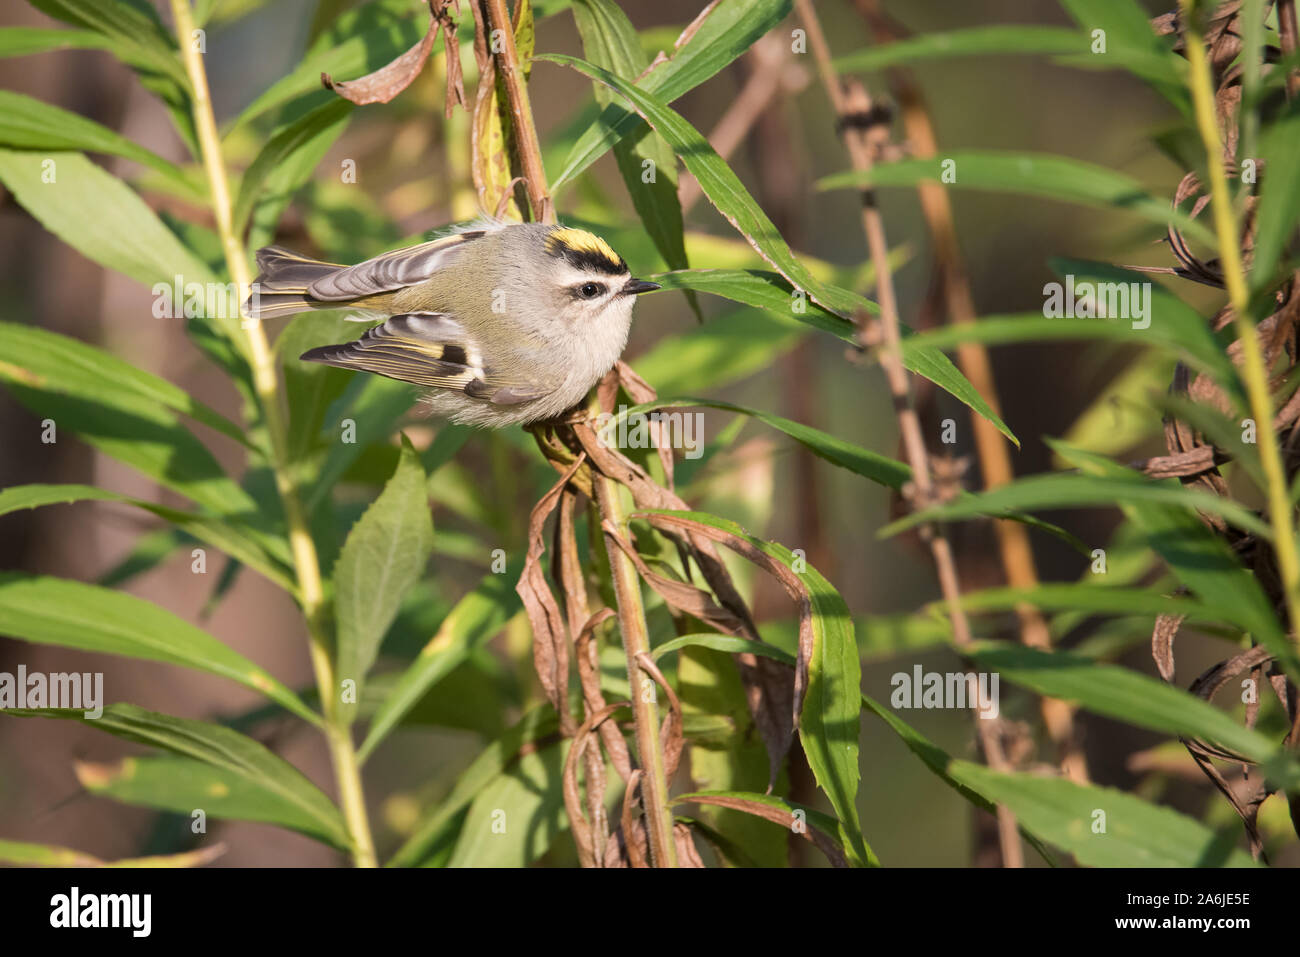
xmin=623 ymin=278 xmax=661 ymax=296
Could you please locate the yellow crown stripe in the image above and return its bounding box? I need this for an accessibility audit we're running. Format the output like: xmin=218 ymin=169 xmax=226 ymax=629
xmin=546 ymin=227 xmax=622 ymax=265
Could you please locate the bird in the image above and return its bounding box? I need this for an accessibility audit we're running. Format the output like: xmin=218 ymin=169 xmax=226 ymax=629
xmin=242 ymin=220 xmax=660 ymax=427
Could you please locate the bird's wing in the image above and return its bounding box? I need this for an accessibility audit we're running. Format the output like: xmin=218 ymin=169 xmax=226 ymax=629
xmin=299 ymin=313 xmax=547 ymax=405
xmin=305 ymin=229 xmax=490 ymax=301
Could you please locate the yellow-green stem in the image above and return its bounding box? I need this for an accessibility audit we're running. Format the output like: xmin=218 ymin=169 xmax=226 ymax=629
xmin=1181 ymin=0 xmax=1300 ymax=644
xmin=169 ymin=0 xmax=377 ymax=867
xmin=591 ymin=471 xmax=678 ymax=868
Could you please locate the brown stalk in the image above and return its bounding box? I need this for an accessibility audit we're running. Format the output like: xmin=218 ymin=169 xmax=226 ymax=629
xmin=481 ymin=0 xmax=554 ymax=223
xmin=852 ymin=0 xmax=1088 ymax=786
xmin=478 ymin=0 xmax=678 ymax=866
xmin=793 ymin=0 xmax=1024 ymax=867
xmin=590 ymin=468 xmax=679 ymax=868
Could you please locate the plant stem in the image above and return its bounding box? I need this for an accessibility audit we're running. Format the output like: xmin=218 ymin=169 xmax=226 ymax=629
xmin=852 ymin=0 xmax=1088 ymax=786
xmin=169 ymin=0 xmax=377 ymax=867
xmin=794 ymin=0 xmax=1024 ymax=867
xmin=591 ymin=472 xmax=678 ymax=868
xmin=478 ymin=0 xmax=671 ymax=863
xmin=482 ymin=0 xmax=554 ymax=223
xmin=1180 ymin=0 xmax=1300 ymax=647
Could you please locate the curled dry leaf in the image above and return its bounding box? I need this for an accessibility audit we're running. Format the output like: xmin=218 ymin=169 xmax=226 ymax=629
xmin=635 ymin=651 xmax=684 ymax=781
xmin=605 ymin=814 xmax=704 ymax=868
xmin=562 ymin=700 xmax=629 ymax=868
xmin=323 ymin=1 xmax=459 ymax=106
xmin=574 ymin=608 xmax=632 ymax=780
xmin=674 ymin=793 xmax=847 ymax=868
xmin=515 ymin=454 xmax=586 ymax=734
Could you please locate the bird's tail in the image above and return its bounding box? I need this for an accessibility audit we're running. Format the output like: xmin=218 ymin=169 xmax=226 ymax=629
xmin=243 ymin=246 xmax=344 ymax=319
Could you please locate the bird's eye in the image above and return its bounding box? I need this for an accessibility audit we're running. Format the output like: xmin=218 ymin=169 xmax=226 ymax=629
xmin=577 ymin=282 xmax=605 ymax=299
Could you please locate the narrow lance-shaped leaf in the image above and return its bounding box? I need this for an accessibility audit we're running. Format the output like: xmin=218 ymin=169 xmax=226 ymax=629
xmin=633 ymin=509 xmax=871 ymax=867
xmin=0 ymin=26 xmax=110 ymax=58
xmin=0 ymin=484 xmax=293 ymax=592
xmin=2 ymin=705 xmax=348 ymax=849
xmin=234 ymin=99 xmax=353 ymax=236
xmin=1050 ymin=440 xmax=1297 ymax=678
xmin=0 ymin=573 xmax=316 ymax=724
xmin=833 ymin=25 xmax=1091 ymax=73
xmin=880 ymin=472 xmax=1273 ymax=543
xmin=860 ymin=693 xmax=1257 ymax=867
xmin=818 ymin=153 xmax=1216 ymax=247
xmin=0 ymin=321 xmax=248 ymax=448
xmin=76 ymin=755 xmax=347 ymax=850
xmin=388 ymin=706 xmax=559 ymax=867
xmin=967 ymin=643 xmax=1291 ymax=772
xmin=360 ymin=558 xmax=522 ymax=759
xmin=0 ymin=837 xmax=224 ymax=869
xmin=616 ymin=397 xmax=911 ymax=490
xmin=1251 ymin=102 xmax=1300 ymax=289
xmin=572 ymin=0 xmax=695 ymax=316
xmin=334 ymin=435 xmax=434 ymax=722
xmin=542 ymin=53 xmax=853 ymax=315
xmin=0 ymin=149 xmax=246 ymax=359
xmin=0 ymin=91 xmax=203 ymax=201
xmin=553 ymin=0 xmax=792 ymax=188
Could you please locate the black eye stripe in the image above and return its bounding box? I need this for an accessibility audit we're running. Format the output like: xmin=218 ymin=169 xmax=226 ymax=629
xmin=441 ymin=344 xmax=468 ymax=365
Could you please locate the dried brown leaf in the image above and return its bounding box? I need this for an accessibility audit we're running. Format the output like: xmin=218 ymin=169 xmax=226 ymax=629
xmin=323 ymin=1 xmax=441 ymax=105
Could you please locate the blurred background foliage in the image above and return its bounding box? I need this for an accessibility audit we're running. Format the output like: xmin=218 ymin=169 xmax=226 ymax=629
xmin=1 ymin=0 xmax=1296 ymax=867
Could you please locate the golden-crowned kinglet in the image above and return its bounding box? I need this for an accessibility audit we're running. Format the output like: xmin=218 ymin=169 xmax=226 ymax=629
xmin=243 ymin=221 xmax=660 ymax=427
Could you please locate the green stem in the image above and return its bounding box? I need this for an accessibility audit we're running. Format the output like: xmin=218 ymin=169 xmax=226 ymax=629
xmin=1180 ymin=0 xmax=1300 ymax=645
xmin=590 ymin=471 xmax=678 ymax=868
xmin=169 ymin=0 xmax=377 ymax=867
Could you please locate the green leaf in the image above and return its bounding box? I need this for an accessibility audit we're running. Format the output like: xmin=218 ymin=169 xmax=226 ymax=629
xmin=617 ymin=397 xmax=912 ymax=489
xmin=446 ymin=738 xmax=571 ymax=867
xmin=651 ymin=632 xmax=796 ymax=666
xmin=671 ymin=789 xmax=859 ymax=865
xmin=28 ymin=0 xmax=188 ymax=85
xmin=278 ymin=312 xmax=357 ymax=463
xmin=0 ymin=149 xmax=217 ymax=289
xmin=1057 ymin=0 xmax=1188 ymax=112
xmin=949 ymin=761 xmax=1258 ymax=867
xmin=834 ymin=25 xmax=1090 ymax=72
xmin=542 ymin=53 xmax=853 ymax=315
xmin=334 ymin=435 xmax=433 ymax=719
xmin=0 ymin=91 xmax=202 ymax=200
xmin=967 ymin=644 xmax=1285 ymax=767
xmin=0 ymin=484 xmax=292 ymax=592
xmin=1252 ymin=102 xmax=1300 ymax=289
xmin=860 ymin=693 xmax=1231 ymax=866
xmin=899 ymin=344 xmax=1019 ymax=446
xmin=818 ymin=152 xmax=1216 ymax=247
xmin=647 ymin=268 xmax=857 ymax=340
xmin=0 ymin=573 xmax=316 ymax=724
xmin=0 ymin=837 xmax=223 ymax=868
xmin=572 ymin=0 xmax=693 ymax=312
xmin=28 ymin=0 xmax=197 ymax=153
xmin=632 ymin=307 xmax=808 ymax=394
xmin=952 ymin=583 xmax=1211 ymax=623
xmin=0 ymin=321 xmax=248 ymax=448
xmin=387 ymin=707 xmax=559 ymax=867
xmin=635 ymin=509 xmax=870 ymax=866
xmin=231 ymin=0 xmax=426 ymax=131
xmin=304 ymin=376 xmax=418 ymax=511
xmin=234 ymin=99 xmax=353 ymax=238
xmin=880 ymin=471 xmax=1273 ymax=542
xmin=1051 ymin=440 xmax=1297 ymax=678
xmin=359 ymin=561 xmax=522 ymax=759
xmin=553 ymin=0 xmax=792 ymax=188
xmin=77 ymin=754 xmax=345 ymax=849
xmin=4 ymin=704 xmax=347 ymax=848
xmin=0 ymin=26 xmax=109 ymax=57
